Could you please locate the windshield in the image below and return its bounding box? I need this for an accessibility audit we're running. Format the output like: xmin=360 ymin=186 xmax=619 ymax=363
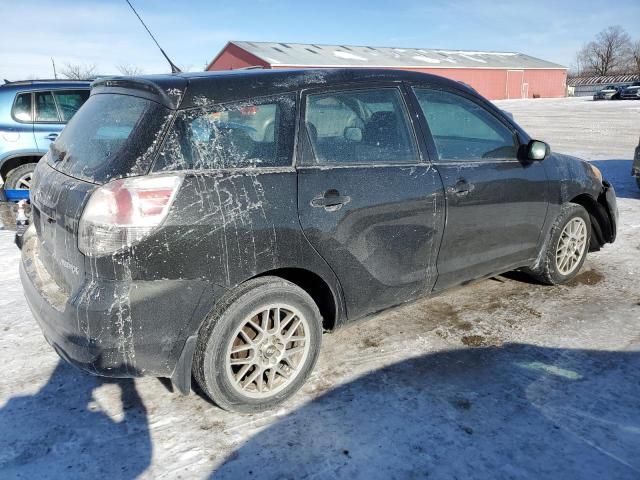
xmin=48 ymin=93 xmax=172 ymax=183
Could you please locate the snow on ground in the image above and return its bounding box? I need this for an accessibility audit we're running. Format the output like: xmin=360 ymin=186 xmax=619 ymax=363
xmin=0 ymin=97 xmax=639 ymax=479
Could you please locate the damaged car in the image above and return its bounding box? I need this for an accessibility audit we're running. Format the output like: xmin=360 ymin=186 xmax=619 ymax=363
xmin=18 ymin=69 xmax=618 ymax=412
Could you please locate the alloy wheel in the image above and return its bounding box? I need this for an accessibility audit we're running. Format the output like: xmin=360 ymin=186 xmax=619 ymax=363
xmin=555 ymin=217 xmax=587 ymax=275
xmin=225 ymin=304 xmax=310 ymax=399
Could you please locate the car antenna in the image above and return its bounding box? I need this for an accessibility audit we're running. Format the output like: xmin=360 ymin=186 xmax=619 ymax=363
xmin=125 ymin=0 xmax=181 ymax=74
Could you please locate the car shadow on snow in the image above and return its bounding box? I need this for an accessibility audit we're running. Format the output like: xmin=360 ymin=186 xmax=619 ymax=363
xmin=212 ymin=343 xmax=640 ymax=480
xmin=590 ymin=159 xmax=639 ymax=199
xmin=0 ymin=360 xmax=151 ymax=479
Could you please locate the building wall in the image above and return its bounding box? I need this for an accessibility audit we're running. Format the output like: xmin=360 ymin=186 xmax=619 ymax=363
xmin=274 ymin=66 xmax=566 ymax=100
xmin=207 ymin=46 xmax=567 ymax=100
xmin=206 ymin=44 xmax=268 ymax=71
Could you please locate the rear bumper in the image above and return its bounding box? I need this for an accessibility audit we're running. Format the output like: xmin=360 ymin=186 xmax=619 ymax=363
xmin=20 ymin=234 xmax=215 ymax=378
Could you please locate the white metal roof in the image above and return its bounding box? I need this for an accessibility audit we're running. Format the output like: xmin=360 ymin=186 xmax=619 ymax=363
xmin=227 ymin=41 xmax=566 ymax=70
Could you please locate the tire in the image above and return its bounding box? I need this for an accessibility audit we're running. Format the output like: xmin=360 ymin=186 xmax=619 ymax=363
xmin=193 ymin=276 xmax=322 ymax=413
xmin=4 ymin=163 xmax=37 ymax=190
xmin=527 ymin=203 xmax=591 ymax=285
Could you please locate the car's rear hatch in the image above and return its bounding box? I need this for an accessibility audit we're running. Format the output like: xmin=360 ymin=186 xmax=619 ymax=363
xmin=29 ymin=79 xmax=184 ymax=293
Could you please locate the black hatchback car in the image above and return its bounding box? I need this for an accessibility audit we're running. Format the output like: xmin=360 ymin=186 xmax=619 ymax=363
xmin=19 ymin=69 xmax=617 ymax=412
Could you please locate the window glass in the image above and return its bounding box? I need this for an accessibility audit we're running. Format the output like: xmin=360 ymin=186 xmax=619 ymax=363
xmin=12 ymin=93 xmax=32 ymax=121
xmin=34 ymin=91 xmax=60 ymax=122
xmin=414 ymin=88 xmax=517 ymax=160
xmin=50 ymin=93 xmax=171 ymax=183
xmin=154 ymin=95 xmax=294 ymax=171
xmin=304 ymin=88 xmax=418 ymax=165
xmin=52 ymin=89 xmax=90 ymax=121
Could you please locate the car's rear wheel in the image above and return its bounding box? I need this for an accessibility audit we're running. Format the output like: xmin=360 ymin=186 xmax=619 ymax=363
xmin=193 ymin=277 xmax=322 ymax=413
xmin=4 ymin=163 xmax=37 ymax=190
xmin=526 ymin=203 xmax=591 ymax=285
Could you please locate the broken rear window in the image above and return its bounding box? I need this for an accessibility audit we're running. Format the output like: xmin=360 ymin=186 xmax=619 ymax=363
xmin=153 ymin=94 xmax=295 ymax=171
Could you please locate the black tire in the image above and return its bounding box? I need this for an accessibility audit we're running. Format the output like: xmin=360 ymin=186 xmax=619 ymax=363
xmin=193 ymin=276 xmax=322 ymax=413
xmin=526 ymin=203 xmax=591 ymax=285
xmin=4 ymin=163 xmax=37 ymax=190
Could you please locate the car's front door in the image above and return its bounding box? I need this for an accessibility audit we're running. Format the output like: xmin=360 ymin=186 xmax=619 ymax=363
xmin=297 ymin=86 xmax=445 ymax=320
xmin=411 ymin=87 xmax=549 ymax=291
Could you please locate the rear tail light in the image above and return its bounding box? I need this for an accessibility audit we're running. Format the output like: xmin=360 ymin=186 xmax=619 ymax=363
xmin=78 ymin=175 xmax=182 ymax=257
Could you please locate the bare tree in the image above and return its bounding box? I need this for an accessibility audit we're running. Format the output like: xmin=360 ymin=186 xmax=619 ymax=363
xmin=578 ymin=26 xmax=632 ymax=75
xmin=570 ymin=49 xmax=589 ymax=77
xmin=631 ymin=40 xmax=640 ymax=77
xmin=60 ymin=63 xmax=98 ymax=80
xmin=116 ymin=64 xmax=144 ymax=76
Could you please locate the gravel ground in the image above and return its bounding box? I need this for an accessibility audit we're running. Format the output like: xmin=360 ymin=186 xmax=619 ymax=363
xmin=0 ymin=97 xmax=639 ymax=479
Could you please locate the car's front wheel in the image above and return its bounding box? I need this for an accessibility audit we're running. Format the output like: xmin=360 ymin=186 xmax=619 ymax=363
xmin=193 ymin=277 xmax=322 ymax=413
xmin=527 ymin=203 xmax=591 ymax=285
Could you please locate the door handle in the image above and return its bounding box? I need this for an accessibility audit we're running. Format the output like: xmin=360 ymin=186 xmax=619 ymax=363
xmin=452 ymin=180 xmax=473 ymax=197
xmin=44 ymin=133 xmax=58 ymax=141
xmin=311 ymin=189 xmax=351 ymax=211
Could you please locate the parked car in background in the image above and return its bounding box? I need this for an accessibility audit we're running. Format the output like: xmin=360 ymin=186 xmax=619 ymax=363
xmin=620 ymin=82 xmax=640 ymax=100
xmin=18 ymin=69 xmax=618 ymax=412
xmin=592 ymin=85 xmax=622 ymax=100
xmin=0 ymin=79 xmax=91 ymax=189
xmin=633 ymin=136 xmax=640 ymax=189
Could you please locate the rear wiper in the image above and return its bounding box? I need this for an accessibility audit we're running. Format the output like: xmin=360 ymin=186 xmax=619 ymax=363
xmin=49 ymin=143 xmax=66 ymax=163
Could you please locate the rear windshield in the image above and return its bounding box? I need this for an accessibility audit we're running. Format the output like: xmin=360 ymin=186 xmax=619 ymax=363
xmin=48 ymin=93 xmax=172 ymax=183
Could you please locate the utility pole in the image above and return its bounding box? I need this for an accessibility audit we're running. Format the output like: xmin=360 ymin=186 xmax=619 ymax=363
xmin=51 ymin=58 xmax=58 ymax=79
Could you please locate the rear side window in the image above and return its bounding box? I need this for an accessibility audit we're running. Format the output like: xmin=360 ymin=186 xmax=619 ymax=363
xmin=34 ymin=91 xmax=60 ymax=122
xmin=413 ymin=88 xmax=517 ymax=161
xmin=154 ymin=94 xmax=295 ymax=171
xmin=303 ymin=88 xmax=418 ymax=165
xmin=53 ymin=89 xmax=90 ymax=121
xmin=12 ymin=93 xmax=32 ymax=122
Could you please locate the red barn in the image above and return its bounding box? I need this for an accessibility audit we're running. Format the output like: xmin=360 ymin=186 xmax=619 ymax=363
xmin=206 ymin=41 xmax=567 ymax=100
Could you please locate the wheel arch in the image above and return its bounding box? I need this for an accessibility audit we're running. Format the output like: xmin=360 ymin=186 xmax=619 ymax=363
xmin=252 ymin=267 xmax=341 ymax=332
xmin=0 ymin=154 xmax=42 ymax=180
xmin=569 ymin=193 xmax=613 ymax=251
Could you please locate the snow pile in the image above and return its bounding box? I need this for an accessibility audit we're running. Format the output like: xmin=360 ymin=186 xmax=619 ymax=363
xmin=412 ymin=55 xmax=441 ymax=64
xmin=333 ymin=51 xmax=368 ymax=62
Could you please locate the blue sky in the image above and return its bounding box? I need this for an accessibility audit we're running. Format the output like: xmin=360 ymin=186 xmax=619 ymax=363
xmin=1 ymin=0 xmax=639 ymax=79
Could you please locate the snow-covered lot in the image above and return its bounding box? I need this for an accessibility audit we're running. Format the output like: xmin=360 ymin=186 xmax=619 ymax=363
xmin=1 ymin=97 xmax=639 ymax=479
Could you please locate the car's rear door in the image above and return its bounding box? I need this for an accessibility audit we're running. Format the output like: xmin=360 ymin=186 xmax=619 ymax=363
xmin=410 ymin=86 xmax=549 ymax=291
xmin=33 ymin=90 xmax=64 ymax=149
xmin=297 ymin=85 xmax=445 ymax=320
xmin=32 ymin=89 xmax=90 ymax=149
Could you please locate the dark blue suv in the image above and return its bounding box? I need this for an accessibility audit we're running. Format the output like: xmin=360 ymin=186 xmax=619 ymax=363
xmin=0 ymin=80 xmax=90 ymax=189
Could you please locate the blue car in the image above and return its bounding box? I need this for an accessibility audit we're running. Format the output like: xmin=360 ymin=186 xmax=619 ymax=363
xmin=0 ymin=79 xmax=91 ymax=189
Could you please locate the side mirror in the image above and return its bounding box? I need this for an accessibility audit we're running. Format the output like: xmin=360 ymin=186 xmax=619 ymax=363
xmin=344 ymin=126 xmax=363 ymax=142
xmin=527 ymin=140 xmax=550 ymax=161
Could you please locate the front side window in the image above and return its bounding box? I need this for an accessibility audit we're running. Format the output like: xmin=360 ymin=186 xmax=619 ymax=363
xmin=414 ymin=88 xmax=517 ymax=161
xmin=53 ymin=89 xmax=90 ymax=121
xmin=154 ymin=95 xmax=294 ymax=171
xmin=303 ymin=88 xmax=418 ymax=165
xmin=34 ymin=91 xmax=60 ymax=122
xmin=12 ymin=93 xmax=32 ymax=122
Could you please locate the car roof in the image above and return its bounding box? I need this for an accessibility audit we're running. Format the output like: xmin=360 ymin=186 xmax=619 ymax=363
xmin=0 ymin=79 xmax=92 ymax=92
xmin=92 ymin=68 xmax=478 ymax=109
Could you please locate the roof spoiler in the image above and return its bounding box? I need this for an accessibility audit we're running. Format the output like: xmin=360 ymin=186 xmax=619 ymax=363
xmin=91 ymin=77 xmax=187 ymax=109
